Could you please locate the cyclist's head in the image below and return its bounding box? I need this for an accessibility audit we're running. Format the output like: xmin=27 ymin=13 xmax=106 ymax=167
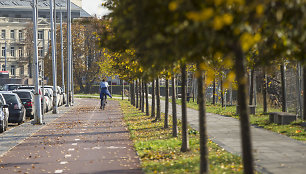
xmin=102 ymin=78 xmax=106 ymax=82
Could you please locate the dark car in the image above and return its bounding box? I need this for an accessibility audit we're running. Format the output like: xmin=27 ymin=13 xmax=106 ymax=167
xmin=0 ymin=94 xmax=9 ymax=133
xmin=13 ymin=90 xmax=35 ymax=119
xmin=0 ymin=92 xmax=26 ymax=125
xmin=2 ymin=84 xmax=22 ymax=91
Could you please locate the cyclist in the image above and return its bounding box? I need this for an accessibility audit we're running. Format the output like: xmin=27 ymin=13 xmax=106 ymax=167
xmin=99 ymin=79 xmax=112 ymax=109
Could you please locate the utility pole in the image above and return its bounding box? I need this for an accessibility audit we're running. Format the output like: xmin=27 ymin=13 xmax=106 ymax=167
xmin=32 ymin=0 xmax=42 ymax=124
xmin=60 ymin=6 xmax=65 ymax=93
xmin=66 ymin=0 xmax=72 ymax=107
xmin=50 ymin=0 xmax=58 ymax=113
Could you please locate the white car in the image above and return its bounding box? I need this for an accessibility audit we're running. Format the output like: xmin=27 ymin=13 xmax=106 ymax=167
xmin=0 ymin=94 xmax=9 ymax=133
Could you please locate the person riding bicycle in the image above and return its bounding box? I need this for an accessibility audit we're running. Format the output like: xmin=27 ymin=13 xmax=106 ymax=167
xmin=100 ymin=79 xmax=112 ymax=109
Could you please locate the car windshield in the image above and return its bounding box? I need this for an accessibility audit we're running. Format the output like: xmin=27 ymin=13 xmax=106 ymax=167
xmin=15 ymin=92 xmax=31 ymax=99
xmin=3 ymin=94 xmax=18 ymax=104
xmin=8 ymin=85 xmax=20 ymax=90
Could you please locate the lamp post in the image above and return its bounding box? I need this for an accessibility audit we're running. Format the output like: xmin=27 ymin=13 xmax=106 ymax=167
xmin=4 ymin=40 xmax=7 ymax=71
xmin=32 ymin=0 xmax=42 ymax=124
xmin=50 ymin=0 xmax=58 ymax=114
xmin=60 ymin=6 xmax=65 ymax=94
xmin=66 ymin=0 xmax=72 ymax=107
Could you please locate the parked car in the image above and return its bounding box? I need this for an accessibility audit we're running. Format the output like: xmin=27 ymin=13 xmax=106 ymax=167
xmin=13 ymin=90 xmax=35 ymax=119
xmin=2 ymin=84 xmax=22 ymax=91
xmin=44 ymin=88 xmax=53 ymax=112
xmin=44 ymin=86 xmax=61 ymax=107
xmin=0 ymin=92 xmax=26 ymax=125
xmin=0 ymin=94 xmax=9 ymax=133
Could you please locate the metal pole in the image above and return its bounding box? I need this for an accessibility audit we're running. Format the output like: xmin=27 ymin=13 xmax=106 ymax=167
xmin=60 ymin=7 xmax=65 ymax=93
xmin=32 ymin=0 xmax=42 ymax=124
xmin=4 ymin=40 xmax=7 ymax=71
xmin=50 ymin=0 xmax=58 ymax=113
xmin=66 ymin=0 xmax=71 ymax=106
xmin=71 ymin=47 xmax=74 ymax=104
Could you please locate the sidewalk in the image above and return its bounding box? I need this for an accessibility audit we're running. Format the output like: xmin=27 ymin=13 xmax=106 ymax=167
xmin=157 ymin=99 xmax=306 ymax=174
xmin=0 ymin=98 xmax=142 ymax=174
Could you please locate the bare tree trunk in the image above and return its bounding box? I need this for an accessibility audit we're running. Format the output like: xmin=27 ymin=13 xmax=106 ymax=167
xmin=141 ymin=81 xmax=145 ymax=112
xmin=221 ymin=77 xmax=224 ymax=107
xmin=303 ymin=63 xmax=306 ymax=120
xmin=151 ymin=80 xmax=155 ymax=118
xmin=171 ymin=76 xmax=178 ymax=137
xmin=136 ymin=80 xmax=139 ymax=108
xmin=164 ymin=79 xmax=169 ymax=128
xmin=197 ymin=64 xmax=208 ymax=174
xmin=139 ymin=80 xmax=142 ymax=110
xmin=249 ymin=69 xmax=254 ymax=105
xmin=235 ymin=43 xmax=254 ymax=174
xmin=263 ymin=68 xmax=268 ymax=113
xmin=155 ymin=77 xmax=161 ymax=121
xmin=280 ymin=63 xmax=287 ymax=112
xmin=145 ymin=83 xmax=149 ymax=116
xmin=213 ymin=78 xmax=216 ymax=105
xmin=181 ymin=64 xmax=190 ymax=152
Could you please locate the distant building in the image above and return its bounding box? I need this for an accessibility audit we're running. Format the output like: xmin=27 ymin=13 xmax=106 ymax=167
xmin=0 ymin=0 xmax=90 ymax=81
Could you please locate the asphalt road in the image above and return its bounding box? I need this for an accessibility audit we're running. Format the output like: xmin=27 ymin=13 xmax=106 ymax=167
xmin=0 ymin=98 xmax=142 ymax=174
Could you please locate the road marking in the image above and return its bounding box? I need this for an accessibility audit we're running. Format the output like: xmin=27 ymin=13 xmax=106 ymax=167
xmin=81 ymin=129 xmax=87 ymax=131
xmin=72 ymin=143 xmax=77 ymax=146
xmin=65 ymin=154 xmax=71 ymax=158
xmin=79 ymin=132 xmax=85 ymax=134
xmin=75 ymin=139 xmax=80 ymax=141
xmin=68 ymin=148 xmax=75 ymax=151
xmin=92 ymin=146 xmax=102 ymax=150
xmin=54 ymin=169 xmax=63 ymax=173
xmin=107 ymin=146 xmax=127 ymax=149
xmin=60 ymin=161 xmax=68 ymax=165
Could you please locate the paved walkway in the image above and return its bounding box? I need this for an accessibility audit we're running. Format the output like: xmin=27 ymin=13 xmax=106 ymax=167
xmin=156 ymin=99 xmax=306 ymax=174
xmin=0 ymin=98 xmax=142 ymax=174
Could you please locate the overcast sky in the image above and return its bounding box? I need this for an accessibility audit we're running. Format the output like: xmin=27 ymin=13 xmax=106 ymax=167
xmin=82 ymin=0 xmax=110 ymax=18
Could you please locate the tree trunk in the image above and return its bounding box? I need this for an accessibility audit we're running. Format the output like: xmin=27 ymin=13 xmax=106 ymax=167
xmin=145 ymin=83 xmax=149 ymax=116
xmin=155 ymin=77 xmax=161 ymax=121
xmin=262 ymin=68 xmax=267 ymax=113
xmin=131 ymin=81 xmax=135 ymax=106
xmin=141 ymin=81 xmax=145 ymax=112
xmin=197 ymin=64 xmax=208 ymax=174
xmin=181 ymin=64 xmax=190 ymax=152
xmin=151 ymin=80 xmax=155 ymax=118
xmin=221 ymin=77 xmax=224 ymax=107
xmin=139 ymin=80 xmax=142 ymax=110
xmin=122 ymin=80 xmax=124 ymax=100
xmin=280 ymin=63 xmax=287 ymax=112
xmin=235 ymin=43 xmax=254 ymax=174
xmin=136 ymin=80 xmax=139 ymax=108
xmin=249 ymin=69 xmax=254 ymax=105
xmin=303 ymin=63 xmax=306 ymax=120
xmin=171 ymin=76 xmax=178 ymax=137
xmin=164 ymin=79 xmax=169 ymax=128
xmin=213 ymin=78 xmax=216 ymax=105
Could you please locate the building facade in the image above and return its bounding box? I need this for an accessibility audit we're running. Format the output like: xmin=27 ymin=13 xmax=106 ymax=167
xmin=0 ymin=0 xmax=90 ymax=80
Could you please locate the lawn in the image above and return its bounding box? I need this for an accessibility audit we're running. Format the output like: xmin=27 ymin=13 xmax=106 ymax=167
xmin=171 ymin=99 xmax=306 ymax=142
xmin=119 ymin=100 xmax=244 ymax=173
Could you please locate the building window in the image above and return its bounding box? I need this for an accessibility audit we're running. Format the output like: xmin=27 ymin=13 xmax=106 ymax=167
xmin=10 ymin=30 xmax=15 ymax=39
xmin=11 ymin=65 xmax=15 ymax=76
xmin=20 ymin=66 xmax=24 ymax=76
xmin=1 ymin=47 xmax=5 ymax=57
xmin=19 ymin=30 xmax=23 ymax=40
xmin=1 ymin=30 xmax=5 ymax=39
xmin=2 ymin=65 xmax=5 ymax=71
xmin=10 ymin=47 xmax=15 ymax=57
xmin=18 ymin=47 xmax=23 ymax=57
xmin=38 ymin=47 xmax=44 ymax=57
xmin=38 ymin=30 xmax=44 ymax=40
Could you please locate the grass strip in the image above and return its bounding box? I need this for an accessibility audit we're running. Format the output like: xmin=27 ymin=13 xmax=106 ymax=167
xmin=119 ymin=99 xmax=244 ymax=173
xmin=170 ymin=98 xmax=306 ymax=142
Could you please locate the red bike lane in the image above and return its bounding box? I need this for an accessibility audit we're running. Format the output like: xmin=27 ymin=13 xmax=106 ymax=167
xmin=0 ymin=98 xmax=142 ymax=174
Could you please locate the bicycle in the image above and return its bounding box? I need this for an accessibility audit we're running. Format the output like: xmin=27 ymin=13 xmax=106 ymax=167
xmin=100 ymin=93 xmax=107 ymax=110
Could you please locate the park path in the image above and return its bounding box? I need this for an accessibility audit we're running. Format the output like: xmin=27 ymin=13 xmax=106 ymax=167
xmin=0 ymin=98 xmax=142 ymax=174
xmin=157 ymin=99 xmax=306 ymax=174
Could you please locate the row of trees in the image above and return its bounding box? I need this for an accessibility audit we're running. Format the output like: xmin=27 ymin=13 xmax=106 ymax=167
xmin=92 ymin=0 xmax=306 ymax=173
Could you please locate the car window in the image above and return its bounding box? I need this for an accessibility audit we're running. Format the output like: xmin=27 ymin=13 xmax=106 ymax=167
xmin=8 ymin=85 xmax=20 ymax=90
xmin=3 ymin=94 xmax=19 ymax=104
xmin=14 ymin=92 xmax=32 ymax=99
